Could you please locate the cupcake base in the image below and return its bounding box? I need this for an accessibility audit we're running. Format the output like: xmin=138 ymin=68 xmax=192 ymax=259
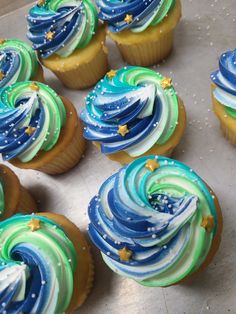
xmin=211 ymin=84 xmax=236 ymax=147
xmin=10 ymin=96 xmax=86 ymax=175
xmin=108 ymin=0 xmax=181 ymax=66
xmin=94 ymin=98 xmax=186 ymax=164
xmin=32 ymin=63 xmax=46 ymax=84
xmin=0 ymin=164 xmax=37 ymax=220
xmin=41 ymin=26 xmax=109 ymax=89
xmin=38 ymin=212 xmax=94 ymax=312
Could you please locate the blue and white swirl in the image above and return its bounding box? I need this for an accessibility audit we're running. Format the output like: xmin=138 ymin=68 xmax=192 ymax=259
xmin=211 ymin=49 xmax=236 ymax=109
xmin=88 ymin=156 xmax=218 ymax=286
xmin=27 ymin=0 xmax=98 ymax=58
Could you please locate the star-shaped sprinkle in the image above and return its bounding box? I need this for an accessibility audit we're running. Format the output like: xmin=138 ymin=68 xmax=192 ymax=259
xmin=0 ymin=71 xmax=5 ymax=81
xmin=160 ymin=77 xmax=172 ymax=89
xmin=29 ymin=82 xmax=39 ymax=91
xmin=28 ymin=219 xmax=41 ymax=232
xmin=201 ymin=215 xmax=214 ymax=233
xmin=46 ymin=31 xmax=55 ymax=41
xmin=25 ymin=126 xmax=36 ymax=136
xmin=37 ymin=0 xmax=45 ymax=6
xmin=0 ymin=39 xmax=6 ymax=45
xmin=124 ymin=14 xmax=133 ymax=24
xmin=145 ymin=159 xmax=160 ymax=172
xmin=107 ymin=69 xmax=117 ymax=80
xmin=118 ymin=125 xmax=129 ymax=137
xmin=119 ymin=247 xmax=133 ymax=262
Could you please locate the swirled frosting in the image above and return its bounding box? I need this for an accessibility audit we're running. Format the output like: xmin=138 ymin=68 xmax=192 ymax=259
xmin=211 ymin=49 xmax=236 ymax=118
xmin=0 ymin=39 xmax=39 ymax=89
xmin=88 ymin=156 xmax=218 ymax=286
xmin=81 ymin=66 xmax=179 ymax=157
xmin=0 ymin=81 xmax=66 ymax=162
xmin=27 ymin=0 xmax=98 ymax=58
xmin=0 ymin=214 xmax=77 ymax=313
xmin=96 ymin=0 xmax=176 ymax=33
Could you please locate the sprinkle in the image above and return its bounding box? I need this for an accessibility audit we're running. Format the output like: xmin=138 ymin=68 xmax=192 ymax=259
xmin=107 ymin=69 xmax=117 ymax=79
xmin=145 ymin=159 xmax=160 ymax=172
xmin=201 ymin=215 xmax=214 ymax=233
xmin=46 ymin=31 xmax=55 ymax=41
xmin=117 ymin=125 xmax=129 ymax=137
xmin=160 ymin=77 xmax=172 ymax=89
xmin=124 ymin=14 xmax=133 ymax=24
xmin=27 ymin=219 xmax=41 ymax=232
xmin=118 ymin=247 xmax=133 ymax=262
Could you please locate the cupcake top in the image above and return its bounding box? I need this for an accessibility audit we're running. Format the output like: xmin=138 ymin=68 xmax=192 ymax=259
xmin=88 ymin=156 xmax=218 ymax=286
xmin=211 ymin=49 xmax=236 ymax=118
xmin=0 ymin=214 xmax=77 ymax=313
xmin=96 ymin=0 xmax=176 ymax=33
xmin=27 ymin=0 xmax=98 ymax=59
xmin=81 ymin=66 xmax=180 ymax=157
xmin=0 ymin=39 xmax=39 ymax=89
xmin=0 ymin=81 xmax=66 ymax=162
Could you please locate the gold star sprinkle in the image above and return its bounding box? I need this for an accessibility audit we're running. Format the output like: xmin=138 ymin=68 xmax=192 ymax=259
xmin=118 ymin=125 xmax=129 ymax=137
xmin=46 ymin=31 xmax=55 ymax=41
xmin=0 ymin=39 xmax=6 ymax=45
xmin=119 ymin=247 xmax=133 ymax=262
xmin=37 ymin=0 xmax=45 ymax=6
xmin=28 ymin=219 xmax=41 ymax=232
xmin=25 ymin=126 xmax=36 ymax=136
xmin=124 ymin=14 xmax=133 ymax=24
xmin=0 ymin=71 xmax=5 ymax=81
xmin=145 ymin=159 xmax=160 ymax=172
xmin=160 ymin=77 xmax=172 ymax=89
xmin=107 ymin=69 xmax=117 ymax=80
xmin=201 ymin=215 xmax=214 ymax=233
xmin=29 ymin=82 xmax=39 ymax=91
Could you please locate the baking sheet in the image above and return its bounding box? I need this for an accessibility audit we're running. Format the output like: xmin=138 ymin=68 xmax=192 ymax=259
xmin=0 ymin=1 xmax=236 ymax=313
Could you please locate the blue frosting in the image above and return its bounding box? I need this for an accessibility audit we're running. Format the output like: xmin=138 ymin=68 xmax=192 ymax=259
xmin=211 ymin=49 xmax=236 ymax=109
xmin=96 ymin=0 xmax=176 ymax=33
xmin=88 ymin=156 xmax=218 ymax=285
xmin=80 ymin=66 xmax=179 ymax=157
xmin=27 ymin=0 xmax=98 ymax=59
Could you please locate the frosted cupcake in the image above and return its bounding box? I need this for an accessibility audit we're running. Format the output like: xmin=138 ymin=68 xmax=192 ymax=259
xmin=0 ymin=213 xmax=93 ymax=312
xmin=88 ymin=156 xmax=222 ymax=287
xmin=0 ymin=164 xmax=37 ymax=220
xmin=0 ymin=38 xmax=44 ymax=87
xmin=27 ymin=0 xmax=109 ymax=89
xmin=96 ymin=0 xmax=181 ymax=66
xmin=81 ymin=66 xmax=186 ymax=164
xmin=211 ymin=49 xmax=236 ymax=146
xmin=0 ymin=81 xmax=85 ymax=174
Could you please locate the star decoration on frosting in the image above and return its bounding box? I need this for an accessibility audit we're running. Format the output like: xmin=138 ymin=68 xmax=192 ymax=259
xmin=118 ymin=125 xmax=129 ymax=137
xmin=119 ymin=247 xmax=133 ymax=262
xmin=124 ymin=14 xmax=133 ymax=24
xmin=28 ymin=219 xmax=41 ymax=232
xmin=37 ymin=0 xmax=45 ymax=6
xmin=25 ymin=126 xmax=36 ymax=136
xmin=0 ymin=71 xmax=5 ymax=81
xmin=107 ymin=69 xmax=117 ymax=80
xmin=0 ymin=39 xmax=6 ymax=45
xmin=160 ymin=77 xmax=172 ymax=89
xmin=46 ymin=31 xmax=55 ymax=41
xmin=145 ymin=159 xmax=160 ymax=172
xmin=201 ymin=215 xmax=214 ymax=233
xmin=29 ymin=82 xmax=39 ymax=91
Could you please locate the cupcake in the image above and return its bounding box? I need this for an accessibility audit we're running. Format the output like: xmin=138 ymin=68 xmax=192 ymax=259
xmin=0 ymin=164 xmax=37 ymax=219
xmin=96 ymin=0 xmax=181 ymax=66
xmin=81 ymin=66 xmax=186 ymax=164
xmin=0 ymin=81 xmax=85 ymax=174
xmin=0 ymin=38 xmax=45 ymax=87
xmin=27 ymin=0 xmax=109 ymax=89
xmin=0 ymin=213 xmax=93 ymax=312
xmin=88 ymin=156 xmax=222 ymax=287
xmin=211 ymin=49 xmax=236 ymax=146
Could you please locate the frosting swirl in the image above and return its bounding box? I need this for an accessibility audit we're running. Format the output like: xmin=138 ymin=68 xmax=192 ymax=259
xmin=81 ymin=66 xmax=179 ymax=157
xmin=27 ymin=0 xmax=98 ymax=58
xmin=0 ymin=214 xmax=77 ymax=314
xmin=96 ymin=0 xmax=176 ymax=33
xmin=0 ymin=81 xmax=66 ymax=162
xmin=0 ymin=39 xmax=39 ymax=89
xmin=211 ymin=49 xmax=236 ymax=118
xmin=88 ymin=156 xmax=218 ymax=286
